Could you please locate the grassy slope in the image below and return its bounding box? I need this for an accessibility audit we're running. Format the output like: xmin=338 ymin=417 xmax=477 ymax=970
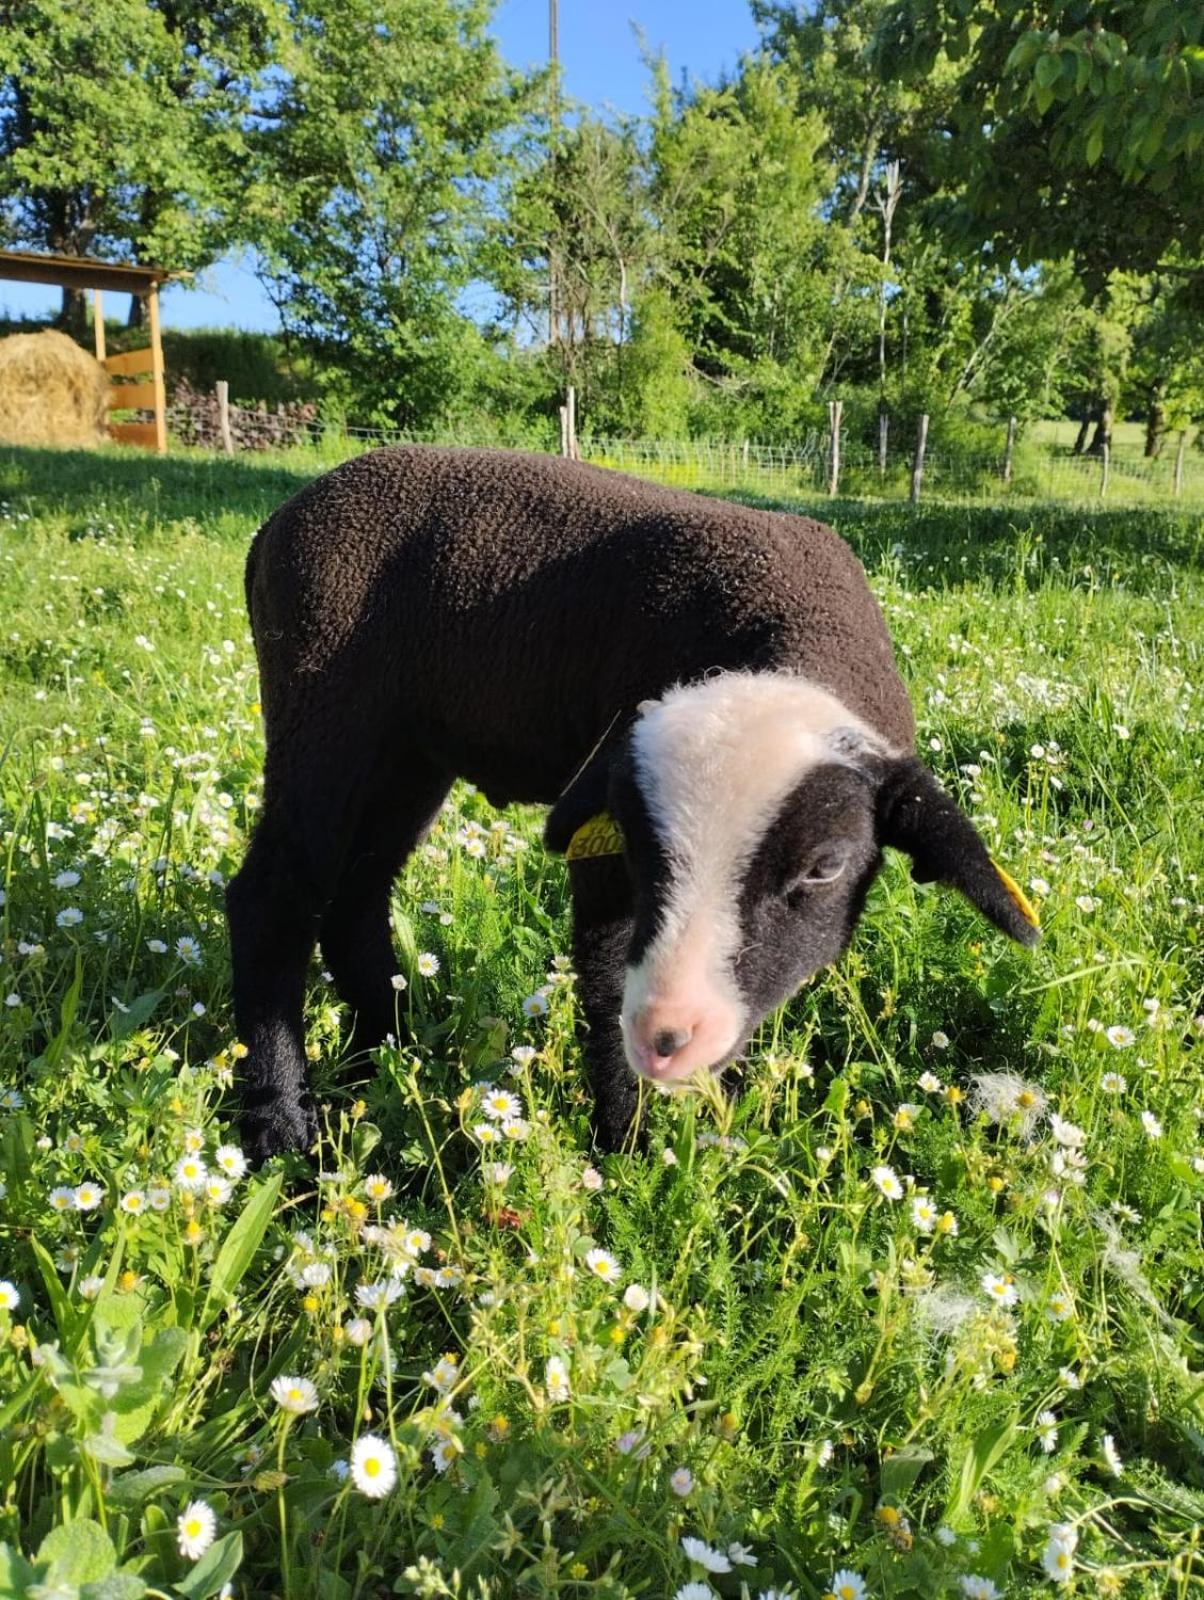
xmin=0 ymin=445 xmax=1202 ymax=1600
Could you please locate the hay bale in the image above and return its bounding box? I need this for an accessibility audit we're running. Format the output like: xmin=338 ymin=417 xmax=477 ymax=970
xmin=0 ymin=329 xmax=110 ymax=448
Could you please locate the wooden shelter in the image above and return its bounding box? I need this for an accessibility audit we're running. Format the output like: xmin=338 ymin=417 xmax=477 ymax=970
xmin=0 ymin=249 xmax=172 ymax=452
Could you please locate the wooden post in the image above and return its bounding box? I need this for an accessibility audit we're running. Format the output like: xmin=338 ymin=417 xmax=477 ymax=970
xmin=1003 ymin=414 xmax=1017 ymax=484
xmin=827 ymin=399 xmax=842 ymax=496
xmin=566 ymin=384 xmax=578 ymax=460
xmin=742 ymin=437 xmax=750 ymax=474
xmin=146 ymin=284 xmax=167 ymax=454
xmin=216 ymin=380 xmax=234 ymax=456
xmin=92 ymin=289 xmax=106 ymax=363
xmin=1099 ymin=441 xmax=1110 ymax=500
xmin=559 ymin=404 xmax=569 ymax=458
xmin=1173 ymin=428 xmax=1187 ymax=498
xmin=910 ymin=412 xmax=929 ymax=504
xmin=878 ymin=406 xmax=889 ymax=477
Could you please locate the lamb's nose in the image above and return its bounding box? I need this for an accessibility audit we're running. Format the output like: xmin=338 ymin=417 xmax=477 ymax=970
xmin=653 ymin=1026 xmax=693 ymax=1059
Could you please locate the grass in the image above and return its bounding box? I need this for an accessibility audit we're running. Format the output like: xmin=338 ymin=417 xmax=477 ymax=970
xmin=0 ymin=442 xmax=1202 ymax=1600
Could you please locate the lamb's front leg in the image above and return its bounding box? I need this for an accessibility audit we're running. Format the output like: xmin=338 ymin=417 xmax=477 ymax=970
xmin=567 ymin=857 xmax=642 ymax=1152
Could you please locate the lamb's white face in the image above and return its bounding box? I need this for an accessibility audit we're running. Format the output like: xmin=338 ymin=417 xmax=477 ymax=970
xmin=618 ymin=673 xmax=891 ymax=1084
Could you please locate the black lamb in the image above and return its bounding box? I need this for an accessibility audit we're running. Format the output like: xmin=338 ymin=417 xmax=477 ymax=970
xmin=227 ymin=444 xmax=1039 ymax=1163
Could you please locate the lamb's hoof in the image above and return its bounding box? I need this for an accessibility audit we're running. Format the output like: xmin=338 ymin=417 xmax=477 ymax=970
xmin=243 ymin=1095 xmax=319 ymax=1168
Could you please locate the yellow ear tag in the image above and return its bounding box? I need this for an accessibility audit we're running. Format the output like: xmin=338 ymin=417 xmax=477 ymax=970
xmin=992 ymin=861 xmax=1040 ymax=930
xmin=565 ymin=811 xmax=626 ymax=861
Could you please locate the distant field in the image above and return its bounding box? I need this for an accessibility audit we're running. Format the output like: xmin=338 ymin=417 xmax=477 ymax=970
xmin=0 ymin=444 xmax=1202 ymax=1599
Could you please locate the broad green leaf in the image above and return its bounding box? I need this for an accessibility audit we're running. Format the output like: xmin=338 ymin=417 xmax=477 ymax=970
xmin=81 ymin=1574 xmax=147 ymax=1600
xmin=172 ymin=1531 xmax=243 ymax=1600
xmin=29 ymin=1232 xmax=77 ymax=1347
xmin=109 ymin=989 xmax=164 ymax=1040
xmin=37 ymin=1518 xmax=118 ymax=1585
xmin=107 ymin=1465 xmax=188 ymax=1509
xmin=879 ymin=1444 xmax=934 ymax=1502
xmin=947 ymin=1419 xmax=1018 ymax=1522
xmin=198 ymin=1172 xmax=281 ymax=1332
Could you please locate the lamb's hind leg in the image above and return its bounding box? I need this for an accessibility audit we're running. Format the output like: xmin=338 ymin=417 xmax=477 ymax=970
xmin=227 ymin=744 xmax=365 ymax=1166
xmin=319 ymin=750 xmax=451 ymax=1056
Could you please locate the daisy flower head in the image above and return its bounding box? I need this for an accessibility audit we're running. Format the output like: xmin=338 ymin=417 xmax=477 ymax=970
xmin=545 ymin=1354 xmax=571 ymax=1402
xmin=482 ymin=1087 xmax=521 ymax=1122
xmin=958 ymin=1580 xmax=1000 ymax=1600
xmin=49 ymin=1185 xmax=77 ymax=1213
xmin=623 ymin=1283 xmax=651 ymax=1313
xmin=174 ymin=1155 xmax=207 ymax=1192
xmin=1106 ymin=1025 xmax=1134 ymax=1049
xmin=584 ymin=1247 xmax=621 ymax=1284
xmin=510 ymin=1044 xmax=538 ymax=1067
xmin=931 ymin=1029 xmax=950 ymax=1050
xmin=1100 ymin=1072 xmax=1126 ymax=1095
xmin=871 ymin=1164 xmax=903 ymax=1200
xmin=350 ymin=1433 xmax=397 ymax=1498
xmin=980 ymin=1271 xmax=1019 ymax=1308
xmin=1046 ymin=1290 xmax=1073 ymax=1322
xmin=911 ymin=1196 xmax=938 ymax=1233
xmin=270 ymin=1375 xmax=319 ymax=1414
xmin=53 ymin=870 xmax=80 ymax=889
xmin=522 ymin=991 xmax=549 ymax=1018
xmin=175 ymin=936 xmax=201 ymax=967
xmin=0 ymin=1279 xmax=20 ymax=1312
xmin=423 ymin=1354 xmax=459 ymax=1395
xmin=416 ymin=952 xmax=440 ymax=978
xmin=581 ymin=1164 xmax=604 ymax=1192
xmin=669 ymin=1465 xmax=694 ymax=1498
xmin=120 ymin=1190 xmax=146 ymax=1215
xmin=362 ymin=1173 xmax=394 ymax=1203
xmin=1140 ymin=1110 xmax=1162 ymax=1139
xmin=681 ymin=1536 xmax=731 ymax=1573
xmin=176 ymin=1500 xmax=217 ymax=1560
xmin=73 ymin=1181 xmax=104 ymax=1211
xmin=674 ymin=1585 xmax=717 ymax=1600
xmin=1042 ymin=1533 xmax=1075 ymax=1584
xmin=204 ymin=1176 xmax=232 ymax=1206
xmin=918 ymin=1071 xmax=942 ymax=1093
xmin=826 ymin=1571 xmax=867 ymax=1600
xmin=1101 ymin=1433 xmax=1123 ymax=1477
xmin=344 ymin=1316 xmax=373 ymax=1346
xmin=56 ymin=906 xmax=84 ymax=928
xmin=79 ymin=1274 xmax=105 ymax=1300
xmin=1036 ymin=1411 xmax=1058 ymax=1453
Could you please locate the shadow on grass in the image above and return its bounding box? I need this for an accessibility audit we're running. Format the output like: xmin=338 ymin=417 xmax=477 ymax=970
xmin=0 ymin=444 xmax=318 ymax=538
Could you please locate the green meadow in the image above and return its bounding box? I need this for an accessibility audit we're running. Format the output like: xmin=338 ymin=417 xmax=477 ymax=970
xmin=0 ymin=444 xmax=1202 ymax=1600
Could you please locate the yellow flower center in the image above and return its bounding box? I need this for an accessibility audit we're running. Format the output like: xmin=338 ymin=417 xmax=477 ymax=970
xmin=364 ymin=1457 xmax=380 ymax=1477
xmin=185 ymin=1519 xmax=202 ymax=1538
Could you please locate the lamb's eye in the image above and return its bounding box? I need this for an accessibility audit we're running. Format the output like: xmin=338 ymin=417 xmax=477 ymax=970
xmin=781 ymin=850 xmax=848 ymax=900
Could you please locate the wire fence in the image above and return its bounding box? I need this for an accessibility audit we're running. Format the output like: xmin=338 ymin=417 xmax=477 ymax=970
xmin=164 ymin=395 xmax=1204 ymax=511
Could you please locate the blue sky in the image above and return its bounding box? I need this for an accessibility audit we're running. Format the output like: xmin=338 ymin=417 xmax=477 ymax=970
xmin=0 ymin=0 xmax=761 ymax=333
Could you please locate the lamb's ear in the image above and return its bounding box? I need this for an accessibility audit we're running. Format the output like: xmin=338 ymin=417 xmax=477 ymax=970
xmin=544 ymin=746 xmax=616 ymax=855
xmin=876 ymin=757 xmax=1040 ymax=946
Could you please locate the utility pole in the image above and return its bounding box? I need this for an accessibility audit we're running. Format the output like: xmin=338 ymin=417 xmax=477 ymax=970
xmin=548 ymin=0 xmax=560 ymax=350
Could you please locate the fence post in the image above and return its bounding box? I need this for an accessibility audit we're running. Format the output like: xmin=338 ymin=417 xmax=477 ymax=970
xmin=566 ymin=385 xmax=579 ymax=460
xmin=910 ymin=413 xmax=929 ymax=504
xmin=215 ymin=381 xmax=234 ymax=456
xmin=559 ymin=404 xmax=569 ymax=458
xmin=1003 ymin=414 xmax=1017 ymax=484
xmin=827 ymin=400 xmax=843 ymax=496
xmin=1099 ymin=441 xmax=1110 ymax=500
xmin=878 ymin=406 xmax=889 ymax=477
xmin=1173 ymin=429 xmax=1187 ymax=498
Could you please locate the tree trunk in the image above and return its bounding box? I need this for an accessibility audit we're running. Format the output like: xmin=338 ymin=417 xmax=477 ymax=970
xmin=1089 ymin=400 xmax=1113 ymax=457
xmin=126 ymin=295 xmax=147 ymax=331
xmin=56 ymin=287 xmax=88 ymax=337
xmin=1144 ymin=386 xmax=1166 ymax=459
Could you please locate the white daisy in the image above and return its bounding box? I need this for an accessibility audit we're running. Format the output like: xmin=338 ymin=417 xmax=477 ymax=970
xmin=350 ymin=1433 xmax=397 ymax=1498
xmin=1101 ymin=1433 xmax=1123 ymax=1477
xmin=362 ymin=1173 xmax=394 ymax=1203
xmin=0 ymin=1280 xmax=20 ymax=1312
xmin=270 ymin=1375 xmax=319 ymax=1413
xmin=545 ymin=1355 xmax=570 ymax=1402
xmin=482 ymin=1088 xmax=521 ymax=1122
xmin=416 ymin=952 xmax=440 ymax=977
xmin=1106 ymin=1025 xmax=1135 ymax=1049
xmin=911 ymin=1196 xmax=938 ymax=1233
xmin=828 ymin=1571 xmax=866 ymax=1600
xmin=173 ymin=1155 xmax=207 ymax=1192
xmin=214 ymin=1145 xmax=247 ymax=1179
xmin=871 ymin=1165 xmax=903 ymax=1200
xmin=176 ymin=1500 xmax=217 ymax=1560
xmin=980 ymin=1272 xmax=1019 ymax=1308
xmin=1140 ymin=1110 xmax=1162 ymax=1139
xmin=669 ymin=1465 xmax=694 ymax=1497
xmin=584 ymin=1247 xmax=621 ymax=1284
xmin=623 ymin=1283 xmax=651 ymax=1312
xmin=120 ymin=1191 xmax=146 ymax=1215
xmin=73 ymin=1182 xmax=104 ymax=1211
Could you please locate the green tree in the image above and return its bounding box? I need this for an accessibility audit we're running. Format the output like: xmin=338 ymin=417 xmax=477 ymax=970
xmin=253 ymin=0 xmax=537 ymax=430
xmin=0 ymin=0 xmax=280 ymax=328
xmin=873 ymin=1 xmax=1204 ymax=276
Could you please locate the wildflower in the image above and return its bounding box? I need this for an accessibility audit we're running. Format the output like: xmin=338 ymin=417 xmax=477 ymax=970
xmin=581 ymin=1165 xmax=604 ymax=1192
xmin=350 ymin=1433 xmax=397 ymax=1498
xmin=356 ymin=1279 xmax=404 ymax=1310
xmin=826 ymin=1572 xmax=866 ymax=1600
xmin=481 ymin=1088 xmax=521 ymax=1122
xmin=0 ymin=1280 xmax=20 ymax=1312
xmin=56 ymin=906 xmax=84 ymax=928
xmin=148 ymin=1185 xmax=171 ymax=1211
xmin=1140 ymin=1110 xmax=1162 ymax=1139
xmin=522 ymin=992 xmax=549 ymax=1017
xmin=813 ymin=1438 xmax=834 ymax=1466
xmin=1049 ymin=1113 xmax=1086 ymax=1148
xmin=424 ymin=1354 xmax=459 ymax=1395
xmin=968 ymin=1072 xmax=1046 ymax=1136
xmin=584 ymin=1247 xmax=621 ymax=1284
xmin=174 ymin=1155 xmax=207 ymax=1192
xmin=624 ymin=1283 xmax=651 ymax=1313
xmin=362 ymin=1173 xmax=394 ymax=1203
xmin=176 ymin=935 xmax=201 ymax=967
xmin=48 ymin=1185 xmax=76 ymax=1214
xmin=345 ymin=1317 xmax=373 ymax=1346
xmin=935 ymin=1210 xmax=959 ymax=1236
xmin=918 ymin=1071 xmax=942 ymax=1092
xmin=616 ymin=1430 xmax=647 ymax=1456
xmin=501 ymin=1117 xmax=530 ymax=1141
xmin=1075 ymin=894 xmax=1096 ymax=914
xmin=1046 ymin=1290 xmax=1073 ymax=1322
xmin=1101 ymin=1434 xmax=1123 ymax=1477
xmin=911 ymin=1196 xmax=938 ymax=1233
xmin=53 ymin=870 xmax=80 ymax=889
xmin=1106 ymin=1025 xmax=1134 ymax=1049
xmin=893 ymin=1103 xmax=920 ymax=1131
xmin=511 ymin=1045 xmax=537 ymax=1066
xmin=958 ymin=1580 xmax=1000 ymax=1600
xmin=390 ymin=973 xmax=408 ymax=991
xmin=545 ymin=1355 xmax=570 ymax=1402
xmin=727 ymin=1543 xmax=756 ymax=1567
xmin=430 ymin=1436 xmax=463 ymax=1473
xmin=205 ymin=1177 xmax=232 ymax=1207
xmin=79 ymin=1275 xmax=105 ymax=1300
xmin=486 ymin=1161 xmax=514 ymax=1185
xmin=271 ymin=1375 xmax=319 ymax=1414
xmin=1100 ymin=1071 xmax=1126 ymax=1094
xmin=214 ymin=1145 xmax=247 ymax=1179
xmin=183 ymin=1128 xmax=205 ymax=1153
xmin=73 ymin=1181 xmax=104 ymax=1211
xmin=404 ymin=1227 xmax=431 ymax=1255
xmin=980 ymin=1272 xmax=1019 ymax=1308
xmin=674 ymin=1585 xmax=717 ymax=1600
xmin=120 ymin=1191 xmax=146 ymax=1215
xmin=669 ymin=1466 xmax=694 ymax=1497
xmin=1042 ymin=1523 xmax=1077 ymax=1584
xmin=936 ymin=1526 xmax=956 ymax=1547
xmin=416 ymin=952 xmax=440 ymax=977
xmin=681 ymin=1536 xmax=731 ymax=1574
xmin=176 ymin=1500 xmax=217 ymax=1560
xmin=1058 ymin=1367 xmax=1082 ymax=1390
xmin=871 ymin=1164 xmax=903 ymax=1200
xmin=147 ymin=939 xmax=168 ymax=954
xmin=1037 ymin=1411 xmax=1058 ymax=1452
xmin=931 ymin=1030 xmax=950 ymax=1049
